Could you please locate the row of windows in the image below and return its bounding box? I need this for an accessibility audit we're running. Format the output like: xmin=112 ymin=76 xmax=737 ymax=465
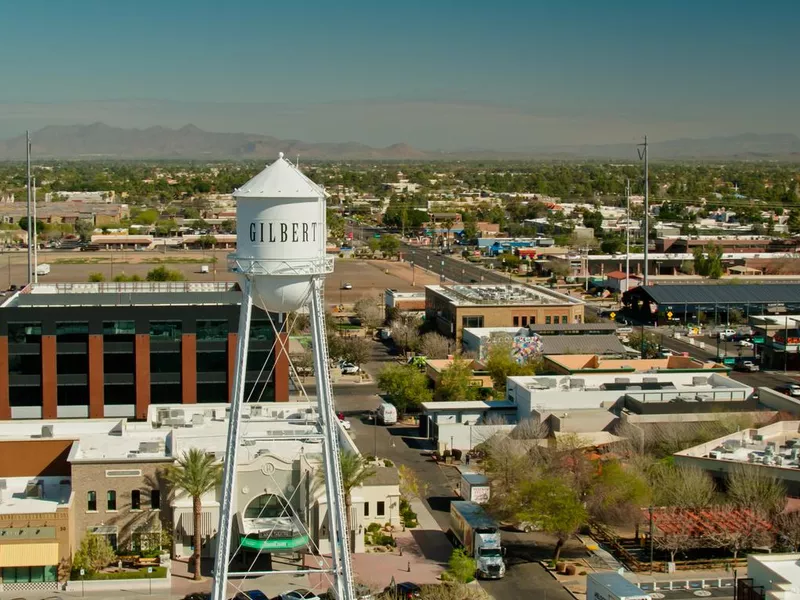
xmin=512 ymin=315 xmax=572 ymax=327
xmin=87 ymin=489 xmax=160 ymax=512
xmin=363 ymin=501 xmax=386 ymax=518
xmin=1 ymin=566 xmax=58 ymax=583
xmin=7 ymin=319 xmax=275 ymax=343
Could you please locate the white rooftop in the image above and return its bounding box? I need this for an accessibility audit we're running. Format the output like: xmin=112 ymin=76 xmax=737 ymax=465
xmin=428 ymin=283 xmax=582 ymax=307
xmin=234 ymin=155 xmax=326 ymax=199
xmin=750 ymin=553 xmax=800 ymax=599
xmin=0 ymin=476 xmax=71 ymax=515
xmin=509 ymin=372 xmax=747 ymax=393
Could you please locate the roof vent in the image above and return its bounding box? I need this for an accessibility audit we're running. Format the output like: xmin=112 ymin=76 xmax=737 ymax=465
xmin=41 ymin=425 xmax=54 ymax=438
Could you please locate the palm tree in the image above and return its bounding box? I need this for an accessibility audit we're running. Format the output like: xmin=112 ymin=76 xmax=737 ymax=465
xmin=317 ymin=450 xmax=376 ymax=537
xmin=443 ymin=218 xmax=454 ymax=250
xmin=164 ymin=448 xmax=222 ymax=580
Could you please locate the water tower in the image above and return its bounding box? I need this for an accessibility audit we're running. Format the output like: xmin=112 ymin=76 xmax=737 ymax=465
xmin=210 ymin=154 xmax=355 ymax=600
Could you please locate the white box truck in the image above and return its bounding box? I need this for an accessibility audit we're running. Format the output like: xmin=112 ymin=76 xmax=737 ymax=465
xmin=377 ymin=402 xmax=397 ymax=425
xmin=459 ymin=470 xmax=491 ymax=504
xmin=35 ymin=263 xmax=51 ymax=276
xmin=587 ymin=573 xmax=651 ymax=600
xmin=449 ymin=501 xmax=505 ymax=579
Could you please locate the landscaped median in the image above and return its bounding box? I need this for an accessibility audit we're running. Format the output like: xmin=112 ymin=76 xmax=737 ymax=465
xmin=66 ymin=566 xmax=170 ymax=593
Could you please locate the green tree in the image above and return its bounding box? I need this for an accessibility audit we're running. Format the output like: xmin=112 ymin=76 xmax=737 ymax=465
xmin=447 ymin=547 xmax=476 ymax=583
xmin=219 ymin=219 xmax=237 ymax=234
xmin=75 ymin=219 xmax=96 ymax=242
xmin=155 ymin=219 xmax=178 ymax=237
xmin=788 ymin=210 xmax=800 ymax=235
xmin=650 ymin=464 xmax=715 ymax=509
xmin=600 ymin=234 xmax=625 ymax=254
xmin=195 ymin=234 xmax=217 ymax=248
xmin=146 ymin=266 xmax=185 ymax=281
xmin=88 ymin=272 xmax=106 ymax=282
xmin=377 ymin=363 xmax=432 ymax=416
xmin=72 ymin=533 xmax=116 ymax=574
xmin=588 ymin=459 xmax=651 ymax=525
xmin=629 ymin=330 xmax=660 ymax=358
xmin=485 ymin=338 xmax=539 ymax=393
xmin=132 ymin=209 xmax=159 ymax=225
xmin=17 ymin=217 xmax=45 ymax=232
xmin=462 ymin=221 xmax=479 ymax=241
xmin=378 ymin=234 xmax=400 ymax=257
xmin=367 ymin=237 xmax=381 ymax=256
xmin=693 ymin=244 xmax=723 ymax=279
xmin=435 ymin=356 xmax=479 ymax=402
xmin=327 ymin=208 xmax=345 ymax=240
xmin=114 ymin=273 xmax=143 ymax=282
xmin=317 ymin=451 xmax=375 ymax=535
xmin=339 ymin=336 xmax=371 ymax=368
xmin=513 ymin=476 xmax=587 ymax=561
xmin=191 ymin=218 xmax=210 ymax=231
xmin=164 ymin=448 xmax=223 ymax=580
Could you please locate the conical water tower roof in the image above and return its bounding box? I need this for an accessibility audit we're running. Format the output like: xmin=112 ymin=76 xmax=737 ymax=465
xmin=233 ymin=153 xmax=326 ymax=199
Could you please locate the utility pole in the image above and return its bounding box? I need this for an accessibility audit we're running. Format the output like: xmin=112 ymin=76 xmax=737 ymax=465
xmin=33 ymin=177 xmax=38 ymax=283
xmin=637 ymin=136 xmax=649 ymax=286
xmin=26 ymin=131 xmax=32 ymax=284
xmin=625 ymin=179 xmax=631 ymax=293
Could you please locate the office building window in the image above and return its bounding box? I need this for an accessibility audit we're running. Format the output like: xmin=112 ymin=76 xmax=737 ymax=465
xmin=513 ymin=316 xmax=519 ymax=327
xmin=562 ymin=316 xmax=568 ymax=324
xmin=530 ymin=316 xmax=536 ymax=325
xmin=56 ymin=321 xmax=89 ymax=338
xmin=462 ymin=315 xmax=484 ymax=328
xmin=107 ymin=490 xmax=117 ymax=511
xmin=197 ymin=320 xmax=228 ymax=341
xmin=131 ymin=490 xmax=141 ymax=510
xmin=250 ymin=320 xmax=274 ymax=342
xmin=150 ymin=321 xmax=182 ymax=341
xmin=87 ymin=491 xmax=97 ymax=511
xmin=545 ymin=316 xmax=552 ymax=324
xmin=103 ymin=320 xmax=135 ymax=336
xmin=151 ymin=490 xmax=161 ymax=510
xmin=521 ymin=316 xmax=528 ymax=327
xmin=377 ymin=501 xmax=385 ymax=517
xmin=364 ymin=502 xmax=370 ymax=517
xmin=7 ymin=322 xmax=42 ymax=343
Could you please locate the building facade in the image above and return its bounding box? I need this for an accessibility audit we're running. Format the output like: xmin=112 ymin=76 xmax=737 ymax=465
xmin=425 ymin=284 xmax=585 ymax=343
xmin=0 ymin=282 xmax=290 ymax=422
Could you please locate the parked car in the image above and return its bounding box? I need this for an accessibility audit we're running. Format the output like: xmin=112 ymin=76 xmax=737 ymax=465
xmin=776 ymin=383 xmax=800 ymax=397
xmin=279 ymin=589 xmax=321 ymax=600
xmin=735 ymin=339 xmax=754 ymax=348
xmin=340 ymin=363 xmax=360 ymax=375
xmin=341 ymin=282 xmax=353 ymax=290
xmin=718 ymin=329 xmax=737 ymax=340
xmin=735 ymin=360 xmax=760 ymax=372
xmin=233 ymin=592 xmax=269 ymax=600
xmin=336 ymin=412 xmax=351 ymax=430
xmin=383 ymin=583 xmax=421 ymax=599
xmin=182 ymin=594 xmax=211 ymax=600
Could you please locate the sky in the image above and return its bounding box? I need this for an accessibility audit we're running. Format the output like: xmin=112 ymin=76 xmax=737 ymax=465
xmin=1 ymin=0 xmax=798 ymax=150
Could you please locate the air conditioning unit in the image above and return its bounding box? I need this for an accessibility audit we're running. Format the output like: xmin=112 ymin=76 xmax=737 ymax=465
xmin=41 ymin=425 xmax=54 ymax=438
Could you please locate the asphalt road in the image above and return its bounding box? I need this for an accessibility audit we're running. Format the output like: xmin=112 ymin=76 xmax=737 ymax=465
xmin=399 ymin=243 xmax=516 ymax=286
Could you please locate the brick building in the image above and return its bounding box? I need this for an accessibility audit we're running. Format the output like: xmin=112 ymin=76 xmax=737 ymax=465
xmin=425 ymin=283 xmax=585 ymax=342
xmin=0 ymin=282 xmax=290 ymax=421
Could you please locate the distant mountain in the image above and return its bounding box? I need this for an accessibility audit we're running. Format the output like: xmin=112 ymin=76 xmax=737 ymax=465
xmin=0 ymin=124 xmax=798 ymax=161
xmin=0 ymin=123 xmax=429 ymax=160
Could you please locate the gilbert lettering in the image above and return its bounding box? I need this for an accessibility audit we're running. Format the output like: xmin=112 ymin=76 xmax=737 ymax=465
xmin=280 ymin=223 xmax=288 ymax=242
xmin=292 ymin=223 xmax=299 ymax=242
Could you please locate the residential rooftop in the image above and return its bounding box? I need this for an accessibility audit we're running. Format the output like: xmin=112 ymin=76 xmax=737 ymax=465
xmin=426 ymin=283 xmax=583 ymax=307
xmin=0 ymin=476 xmax=72 ymax=515
xmin=1 ymin=282 xmax=240 ymax=308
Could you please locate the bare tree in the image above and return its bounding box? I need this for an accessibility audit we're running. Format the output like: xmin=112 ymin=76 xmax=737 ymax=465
xmin=354 ymin=298 xmax=384 ymax=331
xmin=418 ymin=582 xmax=488 ymax=600
xmin=774 ymin=511 xmax=800 ymax=551
xmin=419 ymin=332 xmax=452 ymax=359
xmin=653 ymin=508 xmax=700 ymax=563
xmin=706 ymin=507 xmax=773 ymax=560
xmin=391 ymin=318 xmax=421 ymax=353
xmin=398 ymin=464 xmax=429 ymax=501
xmin=650 ymin=463 xmax=716 ymax=509
xmin=727 ymin=464 xmax=787 ymax=517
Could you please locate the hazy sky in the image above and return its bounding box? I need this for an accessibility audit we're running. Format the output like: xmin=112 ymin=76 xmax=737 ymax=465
xmin=1 ymin=0 xmax=798 ymax=149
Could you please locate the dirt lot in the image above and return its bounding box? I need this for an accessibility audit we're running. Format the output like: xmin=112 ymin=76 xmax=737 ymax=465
xmin=0 ymin=250 xmax=439 ymax=306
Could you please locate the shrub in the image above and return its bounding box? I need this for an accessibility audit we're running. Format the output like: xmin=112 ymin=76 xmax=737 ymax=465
xmin=383 ymin=459 xmax=394 ymax=467
xmin=367 ymin=523 xmax=382 ymax=534
xmin=447 ymin=548 xmax=476 ymax=584
xmin=72 ymin=567 xmax=167 ymax=580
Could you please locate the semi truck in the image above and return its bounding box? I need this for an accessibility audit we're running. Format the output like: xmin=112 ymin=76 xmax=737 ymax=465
xmin=449 ymin=501 xmax=505 ymax=579
xmin=587 ymin=573 xmax=651 ymax=600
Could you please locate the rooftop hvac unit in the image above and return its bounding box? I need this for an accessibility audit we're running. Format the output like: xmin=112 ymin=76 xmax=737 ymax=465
xmin=569 ymin=379 xmax=585 ymax=389
xmin=709 ymin=451 xmax=720 ymax=459
xmin=692 ymin=376 xmax=708 ymax=386
xmin=41 ymin=425 xmax=54 ymax=438
xmin=642 ymin=377 xmax=658 ymax=384
xmin=615 ymin=378 xmax=630 ymax=384
xmin=192 ymin=414 xmax=205 ymax=426
xmin=139 ymin=441 xmax=161 ymax=453
xmin=250 ymin=406 xmax=263 ymax=417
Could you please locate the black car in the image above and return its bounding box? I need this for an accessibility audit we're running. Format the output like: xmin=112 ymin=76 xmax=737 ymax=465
xmin=384 ymin=582 xmax=421 ymax=599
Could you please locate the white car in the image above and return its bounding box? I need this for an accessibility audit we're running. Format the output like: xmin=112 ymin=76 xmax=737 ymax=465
xmin=735 ymin=339 xmax=754 ymax=348
xmin=279 ymin=590 xmax=320 ymax=600
xmin=341 ymin=282 xmax=353 ymax=290
xmin=341 ymin=363 xmax=360 ymax=375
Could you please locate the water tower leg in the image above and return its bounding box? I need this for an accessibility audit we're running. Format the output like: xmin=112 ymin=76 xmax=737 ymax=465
xmin=211 ymin=279 xmax=253 ymax=600
xmin=309 ymin=277 xmax=355 ymax=600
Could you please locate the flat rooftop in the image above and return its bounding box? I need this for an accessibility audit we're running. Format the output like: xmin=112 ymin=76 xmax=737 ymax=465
xmin=546 ymin=354 xmax=725 ymax=372
xmin=0 ymin=476 xmax=71 ymax=515
xmin=426 ymin=284 xmax=583 ymax=307
xmin=509 ymin=372 xmax=746 ymax=391
xmin=677 ymin=421 xmax=800 ymax=468
xmin=749 ymin=553 xmax=800 ymax=591
xmin=2 ymin=282 xmax=241 ymax=308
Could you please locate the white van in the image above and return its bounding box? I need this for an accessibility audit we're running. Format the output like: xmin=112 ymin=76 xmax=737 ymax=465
xmin=377 ymin=402 xmax=397 ymax=425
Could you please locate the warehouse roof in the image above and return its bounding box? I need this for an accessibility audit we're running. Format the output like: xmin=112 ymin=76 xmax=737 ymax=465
xmin=541 ymin=334 xmax=626 ymax=356
xmin=627 ymin=284 xmax=800 ymax=305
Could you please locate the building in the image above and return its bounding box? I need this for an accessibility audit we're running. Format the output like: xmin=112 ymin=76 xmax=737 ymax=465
xmin=746 ymin=553 xmax=800 ymax=600
xmin=750 ymin=315 xmax=800 ymax=371
xmin=623 ymin=284 xmax=800 ymax=326
xmin=89 ymin=234 xmax=154 ymax=250
xmin=0 ymin=402 xmax=400 ymax=577
xmin=604 ymin=271 xmax=642 ymax=294
xmin=675 ymin=420 xmax=800 ymax=495
xmin=543 ymin=354 xmax=729 ymax=375
xmin=0 ymin=437 xmax=75 ymax=592
xmin=425 ymin=283 xmax=585 ymax=342
xmin=656 ymin=236 xmax=800 ymax=255
xmin=384 ymin=289 xmax=426 ymax=319
xmin=0 ymin=282 xmax=290 ymax=422
xmin=419 ymin=400 xmax=518 ymax=452
xmin=461 ymin=323 xmax=625 ymax=361
xmin=425 ymin=358 xmax=493 ymax=390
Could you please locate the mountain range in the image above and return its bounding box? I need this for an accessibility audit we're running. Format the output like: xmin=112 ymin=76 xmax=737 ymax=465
xmin=1 ymin=123 xmax=799 ymax=161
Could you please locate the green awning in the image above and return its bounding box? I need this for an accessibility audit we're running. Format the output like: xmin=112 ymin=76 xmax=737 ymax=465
xmin=240 ymin=534 xmax=309 ymax=551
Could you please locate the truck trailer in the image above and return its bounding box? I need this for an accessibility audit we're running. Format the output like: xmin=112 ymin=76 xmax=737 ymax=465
xmin=459 ymin=469 xmax=491 ymax=504
xmin=449 ymin=501 xmax=505 ymax=579
xmin=587 ymin=573 xmax=652 ymax=600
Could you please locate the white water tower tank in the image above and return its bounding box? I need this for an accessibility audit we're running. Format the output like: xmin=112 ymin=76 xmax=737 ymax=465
xmin=231 ymin=154 xmax=333 ymax=312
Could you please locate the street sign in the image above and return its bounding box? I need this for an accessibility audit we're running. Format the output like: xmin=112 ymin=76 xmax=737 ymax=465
xmin=80 ymin=568 xmax=85 ymax=576
xmin=610 ymin=312 xmax=616 ymax=320
xmin=147 ymin=567 xmax=153 ymax=574
xmin=667 ymin=311 xmax=673 ymax=319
